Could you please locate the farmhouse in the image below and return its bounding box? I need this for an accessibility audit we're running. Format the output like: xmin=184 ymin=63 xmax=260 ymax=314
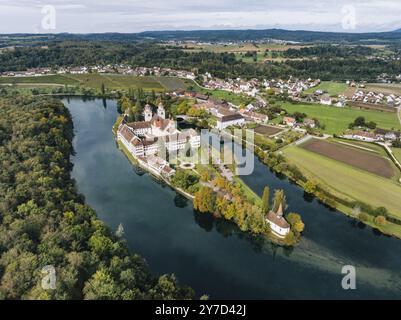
xmin=283 ymin=116 xmax=297 ymax=127
xmin=344 ymin=131 xmax=378 ymax=142
xmin=266 ymin=204 xmax=290 ymax=238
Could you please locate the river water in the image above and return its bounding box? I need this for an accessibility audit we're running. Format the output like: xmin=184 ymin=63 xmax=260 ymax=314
xmin=64 ymin=97 xmax=401 ymax=299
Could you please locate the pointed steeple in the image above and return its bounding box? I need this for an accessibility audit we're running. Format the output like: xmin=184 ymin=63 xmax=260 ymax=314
xmin=157 ymin=103 xmax=165 ymax=119
xmin=276 ymin=203 xmax=284 ymax=217
xmin=144 ymin=104 xmax=152 ymax=122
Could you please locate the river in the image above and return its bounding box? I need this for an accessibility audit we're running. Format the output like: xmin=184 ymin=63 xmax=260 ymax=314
xmin=64 ymin=97 xmax=401 ymax=299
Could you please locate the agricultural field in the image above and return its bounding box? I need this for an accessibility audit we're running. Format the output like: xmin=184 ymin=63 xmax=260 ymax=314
xmin=0 ymin=74 xmax=183 ymax=92
xmin=301 ymin=139 xmax=396 ymax=179
xmin=186 ymin=80 xmax=255 ymax=105
xmin=0 ymin=75 xmax=79 ymax=86
xmin=254 ymin=124 xmax=284 ymax=136
xmin=282 ymin=143 xmax=401 ymax=218
xmin=67 ymin=74 xmax=165 ymax=91
xmin=347 ymin=101 xmax=396 ymax=113
xmin=280 ymin=102 xmax=401 ymax=134
xmin=304 ymin=81 xmax=348 ymax=96
xmin=155 ymin=76 xmax=186 ymax=91
xmin=365 ymin=83 xmax=401 ymax=95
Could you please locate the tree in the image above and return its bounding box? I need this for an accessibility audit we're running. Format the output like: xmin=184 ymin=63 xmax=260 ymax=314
xmin=272 ymin=189 xmax=286 ymax=212
xmin=262 ymin=186 xmax=270 ymax=213
xmin=193 ymin=187 xmax=216 ymax=213
xmin=393 ymin=139 xmax=401 ymax=148
xmin=304 ymin=180 xmax=317 ymax=194
xmin=83 ymin=269 xmax=121 ymax=300
xmin=353 ymin=116 xmax=366 ymax=127
xmin=374 ymin=215 xmax=387 ymax=226
xmin=101 ymin=82 xmax=106 ymax=96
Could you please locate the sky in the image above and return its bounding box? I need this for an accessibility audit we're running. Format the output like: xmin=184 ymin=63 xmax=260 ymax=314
xmin=0 ymin=0 xmax=401 ymax=34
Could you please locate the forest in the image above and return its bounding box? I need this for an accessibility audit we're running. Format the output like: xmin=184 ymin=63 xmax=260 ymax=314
xmin=1 ymin=41 xmax=401 ymax=81
xmin=0 ymin=96 xmax=194 ymax=299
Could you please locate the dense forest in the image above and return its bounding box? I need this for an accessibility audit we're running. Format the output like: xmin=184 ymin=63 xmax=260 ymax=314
xmin=0 ymin=96 xmax=194 ymax=299
xmin=282 ymin=45 xmax=375 ymax=58
xmin=1 ymin=41 xmax=401 ymax=81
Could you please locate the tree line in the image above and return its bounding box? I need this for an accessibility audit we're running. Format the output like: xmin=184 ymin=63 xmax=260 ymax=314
xmin=1 ymin=41 xmax=401 ymax=81
xmin=0 ymin=96 xmax=194 ymax=299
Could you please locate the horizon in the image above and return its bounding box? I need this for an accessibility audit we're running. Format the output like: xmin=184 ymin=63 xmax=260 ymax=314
xmin=1 ymin=26 xmax=400 ymax=36
xmin=1 ymin=0 xmax=401 ymax=34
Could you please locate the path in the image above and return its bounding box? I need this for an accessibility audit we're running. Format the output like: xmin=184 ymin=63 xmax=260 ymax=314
xmin=378 ymin=142 xmax=401 ymax=173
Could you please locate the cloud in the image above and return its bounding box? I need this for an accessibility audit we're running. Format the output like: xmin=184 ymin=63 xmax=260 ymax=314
xmin=0 ymin=0 xmax=400 ymax=33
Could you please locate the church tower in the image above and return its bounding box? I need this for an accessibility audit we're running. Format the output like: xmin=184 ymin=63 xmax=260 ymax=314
xmin=144 ymin=104 xmax=152 ymax=122
xmin=157 ymin=103 xmax=166 ymax=119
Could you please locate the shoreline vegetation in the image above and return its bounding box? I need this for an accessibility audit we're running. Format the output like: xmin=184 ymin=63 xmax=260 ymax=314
xmin=0 ymin=95 xmax=194 ymax=300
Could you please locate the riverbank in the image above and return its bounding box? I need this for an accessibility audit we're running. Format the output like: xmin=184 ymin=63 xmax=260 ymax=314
xmin=64 ymin=96 xmax=401 ymax=299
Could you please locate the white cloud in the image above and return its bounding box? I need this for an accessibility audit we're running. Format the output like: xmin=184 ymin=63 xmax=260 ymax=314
xmin=0 ymin=0 xmax=400 ymax=33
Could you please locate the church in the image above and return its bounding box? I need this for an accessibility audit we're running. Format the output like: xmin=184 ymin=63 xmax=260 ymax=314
xmin=266 ymin=203 xmax=290 ymax=238
xmin=117 ymin=103 xmax=200 ymax=175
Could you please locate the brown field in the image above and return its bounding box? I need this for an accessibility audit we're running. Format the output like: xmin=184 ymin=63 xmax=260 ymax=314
xmin=347 ymin=101 xmax=397 ymax=113
xmin=301 ymin=139 xmax=395 ymax=178
xmin=254 ymin=125 xmax=283 ymax=136
xmin=366 ymin=83 xmax=401 ymax=95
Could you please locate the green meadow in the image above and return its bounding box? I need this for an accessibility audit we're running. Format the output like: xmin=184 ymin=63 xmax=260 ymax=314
xmin=280 ymin=102 xmax=401 ymax=135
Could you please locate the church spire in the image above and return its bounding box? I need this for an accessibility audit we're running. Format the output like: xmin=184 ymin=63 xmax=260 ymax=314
xmin=276 ymin=203 xmax=284 ymax=217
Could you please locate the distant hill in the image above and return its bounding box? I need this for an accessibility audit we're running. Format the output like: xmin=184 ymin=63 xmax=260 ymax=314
xmin=2 ymin=28 xmax=401 ymax=46
xmin=137 ymin=28 xmax=401 ymax=43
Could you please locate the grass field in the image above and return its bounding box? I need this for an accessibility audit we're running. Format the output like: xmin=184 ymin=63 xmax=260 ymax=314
xmin=392 ymin=148 xmax=401 ymax=163
xmin=67 ymin=74 xmax=165 ymax=91
xmin=280 ymin=102 xmax=401 ymax=134
xmin=0 ymin=74 xmax=187 ymax=92
xmin=304 ymin=81 xmax=348 ymax=96
xmin=233 ymin=176 xmax=262 ymax=207
xmin=283 ymin=145 xmax=401 ymax=218
xmin=0 ymin=75 xmax=79 ymax=86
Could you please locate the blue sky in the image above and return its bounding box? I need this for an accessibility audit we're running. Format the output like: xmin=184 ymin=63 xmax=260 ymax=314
xmin=0 ymin=0 xmax=400 ymax=33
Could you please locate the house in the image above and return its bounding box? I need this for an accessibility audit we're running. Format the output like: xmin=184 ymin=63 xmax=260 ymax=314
xmin=266 ymin=204 xmax=290 ymax=238
xmin=239 ymin=110 xmax=269 ymax=124
xmin=303 ymin=119 xmax=316 ymax=129
xmin=345 ymin=131 xmax=378 ymax=142
xmin=320 ymin=94 xmax=332 ymax=105
xmin=216 ymin=113 xmax=245 ymax=130
xmin=374 ymin=129 xmax=400 ymax=141
xmin=283 ymin=117 xmax=297 ymax=127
